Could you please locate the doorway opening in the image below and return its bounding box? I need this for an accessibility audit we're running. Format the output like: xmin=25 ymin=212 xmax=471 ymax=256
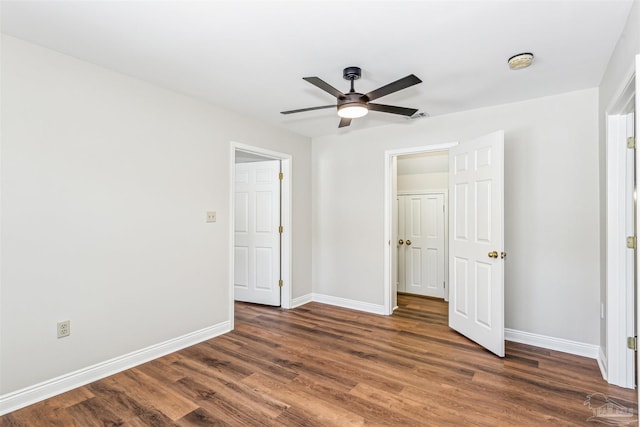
xmin=384 ymin=131 xmax=506 ymax=357
xmin=384 ymin=142 xmax=457 ymax=314
xmin=396 ymin=151 xmax=449 ymax=301
xmin=230 ymin=142 xmax=292 ymax=329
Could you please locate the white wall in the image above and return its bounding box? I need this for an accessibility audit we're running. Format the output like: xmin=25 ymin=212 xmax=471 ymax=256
xmin=0 ymin=35 xmax=312 ymax=396
xmin=398 ymin=172 xmax=448 ymax=193
xmin=313 ymin=88 xmax=600 ymax=345
xmin=598 ymin=0 xmax=640 ymax=360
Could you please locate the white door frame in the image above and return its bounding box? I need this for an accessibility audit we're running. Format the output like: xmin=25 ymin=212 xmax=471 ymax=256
xmin=605 ymin=64 xmax=636 ymax=388
xmin=230 ymin=142 xmax=292 ymax=329
xmin=384 ymin=142 xmax=458 ymax=315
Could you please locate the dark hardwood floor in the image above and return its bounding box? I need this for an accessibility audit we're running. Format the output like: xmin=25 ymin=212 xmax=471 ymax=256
xmin=2 ymin=295 xmax=637 ymax=426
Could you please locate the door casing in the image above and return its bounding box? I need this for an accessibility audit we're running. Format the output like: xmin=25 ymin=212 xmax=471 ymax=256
xmin=605 ymin=63 xmax=636 ymax=388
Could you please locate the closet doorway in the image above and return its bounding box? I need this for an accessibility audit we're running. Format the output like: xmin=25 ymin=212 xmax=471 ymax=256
xmin=395 ymin=151 xmax=449 ymax=301
xmin=229 ymin=142 xmax=293 ymax=331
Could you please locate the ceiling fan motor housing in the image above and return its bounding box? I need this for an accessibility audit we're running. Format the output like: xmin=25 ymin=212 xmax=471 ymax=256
xmin=343 ymin=66 xmax=362 ymax=81
xmin=339 ymin=92 xmax=367 ymax=105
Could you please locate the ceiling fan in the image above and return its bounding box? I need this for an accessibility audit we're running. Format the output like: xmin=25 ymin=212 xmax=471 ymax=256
xmin=281 ymin=67 xmax=422 ymax=128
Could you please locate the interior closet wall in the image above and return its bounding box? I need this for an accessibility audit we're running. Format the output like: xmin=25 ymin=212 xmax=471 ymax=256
xmin=397 ymin=151 xmax=449 ymax=193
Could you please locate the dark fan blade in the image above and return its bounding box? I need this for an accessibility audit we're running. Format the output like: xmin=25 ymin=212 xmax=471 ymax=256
xmin=368 ymin=103 xmax=418 ymax=117
xmin=338 ymin=117 xmax=352 ymax=128
xmin=303 ymin=77 xmax=345 ymax=99
xmin=365 ymin=74 xmax=422 ymax=102
xmin=281 ymin=105 xmax=336 ymax=115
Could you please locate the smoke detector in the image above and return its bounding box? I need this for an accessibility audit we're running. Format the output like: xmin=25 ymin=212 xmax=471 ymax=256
xmin=508 ymin=52 xmax=534 ymax=70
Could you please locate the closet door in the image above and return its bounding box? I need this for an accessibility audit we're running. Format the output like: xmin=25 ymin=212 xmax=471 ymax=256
xmin=400 ymin=194 xmax=445 ymax=298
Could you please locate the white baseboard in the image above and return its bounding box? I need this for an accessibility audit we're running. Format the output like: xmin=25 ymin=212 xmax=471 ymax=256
xmin=301 ymin=302 xmax=599 ymax=360
xmin=0 ymin=321 xmax=231 ymax=416
xmin=291 ymin=293 xmax=313 ymax=308
xmin=598 ymin=347 xmax=608 ymax=380
xmin=291 ymin=299 xmax=600 ymax=361
xmin=311 ymin=293 xmax=386 ymax=315
xmin=505 ymin=328 xmax=600 ymax=359
xmin=3 ymin=313 xmax=604 ymax=416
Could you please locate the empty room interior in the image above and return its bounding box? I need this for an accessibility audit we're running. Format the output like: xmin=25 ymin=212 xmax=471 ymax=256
xmin=1 ymin=0 xmax=640 ymax=425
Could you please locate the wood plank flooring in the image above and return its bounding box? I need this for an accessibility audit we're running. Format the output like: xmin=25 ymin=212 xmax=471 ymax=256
xmin=2 ymin=295 xmax=637 ymax=426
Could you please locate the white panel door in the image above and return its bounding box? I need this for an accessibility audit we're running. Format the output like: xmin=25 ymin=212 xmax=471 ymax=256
xmin=234 ymin=160 xmax=281 ymax=306
xmin=449 ymin=130 xmax=505 ymax=357
xmin=401 ymin=194 xmax=445 ymax=298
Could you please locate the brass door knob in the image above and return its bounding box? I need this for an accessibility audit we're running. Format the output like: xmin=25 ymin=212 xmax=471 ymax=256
xmin=398 ymin=239 xmax=404 ymax=245
xmin=488 ymin=251 xmax=498 ymax=258
xmin=406 ymin=240 xmax=412 ymax=246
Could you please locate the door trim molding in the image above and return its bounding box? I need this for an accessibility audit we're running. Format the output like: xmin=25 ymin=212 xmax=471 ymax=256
xmin=605 ymin=65 xmax=636 ymax=388
xmin=384 ymin=142 xmax=458 ymax=315
xmin=230 ymin=142 xmax=293 ymax=329
xmin=398 ymin=189 xmax=448 ymax=195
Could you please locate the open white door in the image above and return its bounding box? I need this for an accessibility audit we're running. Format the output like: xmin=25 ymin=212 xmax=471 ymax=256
xmin=234 ymin=160 xmax=281 ymax=306
xmin=449 ymin=130 xmax=505 ymax=357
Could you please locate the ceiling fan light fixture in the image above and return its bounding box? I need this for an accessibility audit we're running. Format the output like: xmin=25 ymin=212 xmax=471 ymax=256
xmin=337 ymin=103 xmax=368 ymax=119
xmin=508 ymin=52 xmax=534 ymax=70
xmin=282 ymin=67 xmax=422 ymax=128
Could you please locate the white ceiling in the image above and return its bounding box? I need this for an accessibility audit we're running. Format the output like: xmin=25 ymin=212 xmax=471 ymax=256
xmin=0 ymin=1 xmax=633 ymax=139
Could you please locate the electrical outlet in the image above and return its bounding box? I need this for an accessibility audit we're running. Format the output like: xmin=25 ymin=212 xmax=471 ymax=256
xmin=206 ymin=211 xmax=216 ymax=223
xmin=57 ymin=320 xmax=70 ymax=338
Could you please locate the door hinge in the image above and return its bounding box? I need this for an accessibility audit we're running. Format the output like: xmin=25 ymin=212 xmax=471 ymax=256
xmin=278 ymin=279 xmax=283 ymax=288
xmin=626 ymin=236 xmax=636 ymax=249
xmin=627 ymin=336 xmax=637 ymax=351
xmin=279 ymin=172 xmax=284 ymax=180
xmin=278 ymin=225 xmax=283 ymax=234
xmin=628 ymin=137 xmax=636 ymax=149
